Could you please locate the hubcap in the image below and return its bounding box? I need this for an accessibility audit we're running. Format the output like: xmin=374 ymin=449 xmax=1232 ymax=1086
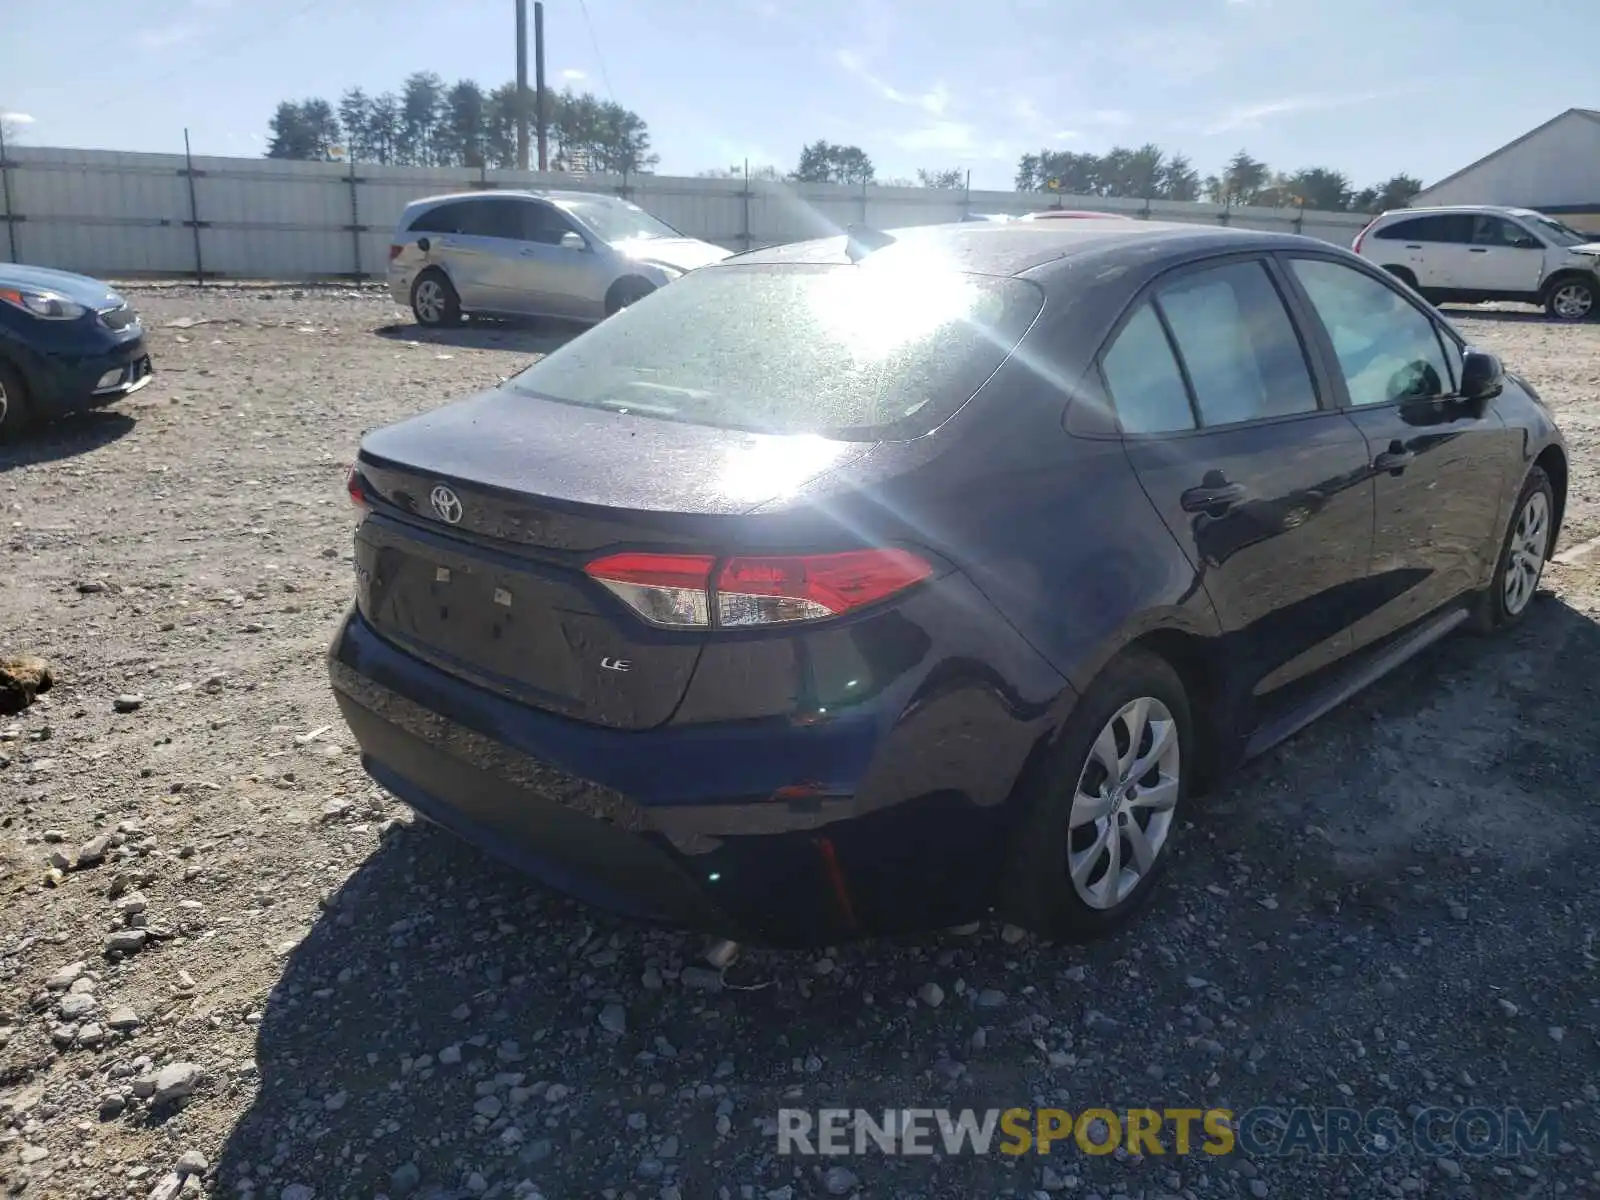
xmin=1504 ymin=490 xmax=1550 ymax=616
xmin=415 ymin=280 xmax=443 ymax=323
xmin=1066 ymin=696 xmax=1181 ymax=910
xmin=0 ymin=378 xmax=8 ymax=425
xmin=1553 ymin=284 xmax=1593 ymax=319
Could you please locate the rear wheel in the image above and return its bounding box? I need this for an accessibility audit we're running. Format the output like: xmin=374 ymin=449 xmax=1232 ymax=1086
xmin=1382 ymin=265 xmax=1418 ymax=290
xmin=0 ymin=359 xmax=33 ymax=443
xmin=1005 ymin=648 xmax=1191 ymax=941
xmin=605 ymin=276 xmax=655 ymax=316
xmin=1543 ymin=276 xmax=1595 ymax=322
xmin=1469 ymin=466 xmax=1554 ymax=634
xmin=411 ymin=270 xmax=461 ymax=327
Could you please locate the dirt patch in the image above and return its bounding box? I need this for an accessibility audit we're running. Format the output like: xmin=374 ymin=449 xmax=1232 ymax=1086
xmin=1 ymin=290 xmax=1598 ymax=1198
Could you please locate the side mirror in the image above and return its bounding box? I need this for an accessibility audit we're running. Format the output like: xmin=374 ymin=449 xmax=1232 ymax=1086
xmin=416 ymin=236 xmax=431 ymax=253
xmin=559 ymin=231 xmax=587 ymax=252
xmin=1459 ymin=348 xmax=1504 ymax=405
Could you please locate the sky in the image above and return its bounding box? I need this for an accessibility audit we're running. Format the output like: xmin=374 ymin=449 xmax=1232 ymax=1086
xmin=1 ymin=0 xmax=1596 ymax=192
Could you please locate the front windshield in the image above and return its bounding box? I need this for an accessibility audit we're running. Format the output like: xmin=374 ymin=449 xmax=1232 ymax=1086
xmin=557 ymin=198 xmax=682 ymax=244
xmin=1529 ymin=215 xmax=1592 ymax=247
xmin=506 ymin=262 xmax=1045 ymax=440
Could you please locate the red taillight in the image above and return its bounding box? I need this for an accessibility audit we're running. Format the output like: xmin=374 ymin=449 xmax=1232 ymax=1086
xmin=388 ymin=244 xmax=403 ymax=261
xmin=583 ymin=549 xmax=933 ymax=629
xmin=1352 ymin=221 xmax=1375 ymax=254
xmin=346 ymin=464 xmax=370 ymax=510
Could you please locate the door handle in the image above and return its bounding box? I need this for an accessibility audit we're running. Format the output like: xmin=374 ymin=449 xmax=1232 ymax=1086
xmin=1468 ymin=247 xmax=1488 ymax=254
xmin=1404 ymin=243 xmax=1422 ymax=249
xmin=1374 ymin=440 xmax=1414 ymax=473
xmin=519 ymin=247 xmax=541 ymax=257
xmin=1180 ymin=481 xmax=1246 ymax=513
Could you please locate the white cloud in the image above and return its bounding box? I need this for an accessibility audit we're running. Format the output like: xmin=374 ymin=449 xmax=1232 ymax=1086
xmin=0 ymin=111 xmax=36 ymax=125
xmin=1085 ymin=108 xmax=1133 ymax=128
xmin=1052 ymin=129 xmax=1079 ymax=142
xmin=560 ymin=68 xmax=587 ymax=82
xmin=892 ymin=122 xmax=1012 ymax=160
xmin=835 ymin=49 xmax=948 ymax=116
xmin=1201 ymin=89 xmax=1401 ymax=135
xmin=138 ymin=24 xmax=199 ymax=50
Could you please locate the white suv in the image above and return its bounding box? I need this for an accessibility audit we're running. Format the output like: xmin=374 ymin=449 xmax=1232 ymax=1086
xmin=1352 ymin=204 xmax=1600 ymax=321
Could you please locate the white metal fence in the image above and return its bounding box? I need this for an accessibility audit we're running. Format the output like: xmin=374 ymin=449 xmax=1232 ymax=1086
xmin=0 ymin=146 xmax=1372 ymax=281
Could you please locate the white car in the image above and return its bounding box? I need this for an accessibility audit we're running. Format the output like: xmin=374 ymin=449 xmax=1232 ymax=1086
xmin=1352 ymin=204 xmax=1600 ymax=321
xmin=388 ymin=190 xmax=731 ymax=327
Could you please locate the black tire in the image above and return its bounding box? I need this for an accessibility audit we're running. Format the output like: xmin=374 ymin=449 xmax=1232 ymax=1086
xmin=1003 ymin=647 xmax=1193 ymax=942
xmin=605 ymin=276 xmax=655 ymax=316
xmin=0 ymin=358 xmax=33 ymax=444
xmin=1543 ymin=275 xmax=1595 ymax=322
xmin=1468 ymin=466 xmax=1555 ymax=634
xmin=410 ymin=270 xmax=461 ymax=328
xmin=1383 ymin=265 xmax=1418 ymax=291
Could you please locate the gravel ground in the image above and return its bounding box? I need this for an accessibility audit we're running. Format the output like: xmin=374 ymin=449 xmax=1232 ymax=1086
xmin=2 ymin=285 xmax=1599 ymax=1200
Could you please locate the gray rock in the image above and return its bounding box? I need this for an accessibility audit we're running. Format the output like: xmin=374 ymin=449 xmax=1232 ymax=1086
xmin=975 ymin=988 xmax=1008 ymax=1009
xmin=641 ymin=967 xmax=663 ymax=990
xmin=390 ymin=1163 xmax=421 ymax=1197
xmin=77 ymin=834 xmax=111 ymax=866
xmin=1436 ymin=1158 xmax=1462 ymax=1179
xmin=918 ymin=982 xmax=945 ymax=1008
xmin=280 ymin=1187 xmax=315 ymax=1200
xmin=439 ymin=1043 xmax=463 ymax=1065
xmin=680 ymin=966 xmax=723 ymax=992
xmin=153 ymin=1061 xmax=202 ymax=1104
xmin=598 ymin=1003 xmax=627 ymax=1035
xmin=113 ymin=694 xmax=145 ymax=713
xmin=176 ymin=1150 xmax=209 ymax=1175
xmin=147 ymin=1172 xmax=185 ymax=1200
xmin=59 ymin=992 xmax=98 ymax=1020
xmin=823 ymin=1165 xmax=859 ymax=1195
xmin=79 ymin=1022 xmax=106 ymax=1045
xmin=99 ymin=1092 xmax=127 ymax=1119
xmin=105 ymin=929 xmax=148 ymax=954
xmin=475 ymin=1095 xmax=503 ymax=1119
xmin=44 ymin=961 xmax=86 ymax=991
xmin=117 ymin=891 xmax=149 ymax=915
xmin=324 ymin=1090 xmax=348 ymax=1112
xmin=107 ymin=1005 xmax=141 ymax=1031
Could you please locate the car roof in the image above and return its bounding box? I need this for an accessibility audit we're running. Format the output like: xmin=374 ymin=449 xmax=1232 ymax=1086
xmin=1374 ymin=204 xmax=1542 ymax=220
xmin=715 ymin=220 xmax=1317 ymax=280
xmin=401 ymin=188 xmax=620 ymax=209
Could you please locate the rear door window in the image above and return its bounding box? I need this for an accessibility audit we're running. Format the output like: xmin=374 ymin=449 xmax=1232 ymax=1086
xmin=408 ymin=201 xmax=471 ymax=234
xmin=1287 ymin=257 xmax=1453 ymax=405
xmin=1152 ymin=261 xmax=1319 ymax=426
xmin=515 ymin=202 xmax=585 ymax=246
xmin=456 ymin=200 xmax=522 ymax=240
xmin=1099 ymin=303 xmax=1195 ymax=433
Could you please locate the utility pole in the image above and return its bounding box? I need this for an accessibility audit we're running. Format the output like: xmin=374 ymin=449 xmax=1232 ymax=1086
xmin=515 ymin=0 xmax=530 ymax=170
xmin=534 ymin=1 xmax=548 ymax=171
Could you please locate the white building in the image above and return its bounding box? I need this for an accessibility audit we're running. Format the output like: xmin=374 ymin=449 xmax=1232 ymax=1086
xmin=1413 ymin=108 xmax=1600 ymax=231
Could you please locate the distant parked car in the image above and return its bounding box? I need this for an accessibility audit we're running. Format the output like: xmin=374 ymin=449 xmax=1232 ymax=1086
xmin=389 ymin=190 xmax=732 ymax=328
xmin=1353 ymin=204 xmax=1600 ymax=321
xmin=0 ymin=264 xmax=151 ymax=441
xmin=331 ymin=220 xmax=1566 ymax=947
xmin=1020 ymin=210 xmax=1135 ymax=222
xmin=960 ymin=213 xmax=1015 ymax=223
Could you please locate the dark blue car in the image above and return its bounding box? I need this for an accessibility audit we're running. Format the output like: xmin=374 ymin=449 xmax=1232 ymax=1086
xmin=0 ymin=264 xmax=152 ymax=440
xmin=330 ymin=220 xmax=1567 ymax=947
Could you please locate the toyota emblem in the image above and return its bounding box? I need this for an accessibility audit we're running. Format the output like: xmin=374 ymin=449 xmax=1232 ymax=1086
xmin=429 ymin=484 xmax=463 ymax=525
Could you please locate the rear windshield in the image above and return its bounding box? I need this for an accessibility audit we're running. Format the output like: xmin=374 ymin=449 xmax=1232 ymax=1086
xmin=506 ymin=263 xmax=1045 ymax=439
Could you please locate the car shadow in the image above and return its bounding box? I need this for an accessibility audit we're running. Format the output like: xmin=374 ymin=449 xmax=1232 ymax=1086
xmin=205 ymin=593 xmax=1600 ymax=1198
xmin=374 ymin=316 xmax=587 ymax=356
xmin=0 ymin=410 xmax=135 ymax=471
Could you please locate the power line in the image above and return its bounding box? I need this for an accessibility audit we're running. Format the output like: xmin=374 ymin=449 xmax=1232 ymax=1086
xmin=574 ymin=0 xmax=616 ymax=103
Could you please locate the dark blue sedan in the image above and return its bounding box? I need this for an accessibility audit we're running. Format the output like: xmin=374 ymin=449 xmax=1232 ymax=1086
xmin=0 ymin=264 xmax=152 ymax=440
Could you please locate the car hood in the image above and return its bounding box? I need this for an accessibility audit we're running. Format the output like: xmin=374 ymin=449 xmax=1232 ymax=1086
xmin=0 ymin=263 xmax=122 ymax=308
xmin=616 ymin=237 xmax=732 ymax=274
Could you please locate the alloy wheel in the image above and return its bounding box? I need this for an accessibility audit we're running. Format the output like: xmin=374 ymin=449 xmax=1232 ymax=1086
xmin=1504 ymin=489 xmax=1550 ymax=616
xmin=1066 ymin=696 xmax=1181 ymax=910
xmin=0 ymin=378 xmax=8 ymax=426
xmin=414 ymin=279 xmax=444 ymax=324
xmin=1552 ymin=283 xmax=1593 ymax=320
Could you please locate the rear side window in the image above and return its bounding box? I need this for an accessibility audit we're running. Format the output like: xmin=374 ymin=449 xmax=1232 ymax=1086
xmin=519 ymin=203 xmax=584 ymax=246
xmin=507 ymin=264 xmax=1045 ymax=439
xmin=1288 ymin=258 xmax=1452 ymax=406
xmin=1153 ymin=261 xmax=1319 ymax=426
xmin=1471 ymin=215 xmax=1538 ymax=248
xmin=408 ymin=201 xmax=469 ymax=234
xmin=457 ymin=201 xmax=522 ymax=239
xmin=1373 ymin=214 xmax=1471 ymax=243
xmin=1100 ymin=304 xmax=1195 ymax=434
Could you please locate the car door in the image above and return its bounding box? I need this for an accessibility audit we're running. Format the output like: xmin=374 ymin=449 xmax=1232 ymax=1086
xmin=1371 ymin=213 xmax=1473 ymax=292
xmin=410 ymin=200 xmax=495 ymax=311
xmin=503 ymin=200 xmax=609 ymax=320
xmin=1462 ymin=214 xmax=1546 ymax=296
xmin=1104 ymin=256 xmax=1376 ymax=704
xmin=1280 ymin=253 xmax=1521 ymax=648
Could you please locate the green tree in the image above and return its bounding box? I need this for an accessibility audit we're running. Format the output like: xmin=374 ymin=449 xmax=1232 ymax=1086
xmin=367 ymin=92 xmax=401 ymax=164
xmin=265 ymin=99 xmax=341 ymax=160
xmin=1159 ymin=153 xmax=1200 ymax=201
xmin=1208 ymin=150 xmax=1270 ymax=206
xmin=916 ymin=167 xmax=966 ymax=189
xmin=1352 ymin=173 xmax=1423 ymax=214
xmin=399 ymin=71 xmax=445 ymax=165
xmin=792 ymin=140 xmax=875 ymax=185
xmin=338 ymin=87 xmax=371 ymax=162
xmin=1285 ymin=166 xmax=1353 ymax=211
xmin=443 ymin=79 xmax=487 ymax=168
